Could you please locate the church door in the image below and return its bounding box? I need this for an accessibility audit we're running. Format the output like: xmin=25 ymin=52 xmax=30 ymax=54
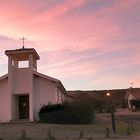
xmin=19 ymin=95 xmax=29 ymax=119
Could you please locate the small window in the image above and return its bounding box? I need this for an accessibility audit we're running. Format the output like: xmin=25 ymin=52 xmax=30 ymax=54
xmin=18 ymin=61 xmax=29 ymax=68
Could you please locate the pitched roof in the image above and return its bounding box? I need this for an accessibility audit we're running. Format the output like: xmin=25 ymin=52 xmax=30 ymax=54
xmin=33 ymin=71 xmax=67 ymax=95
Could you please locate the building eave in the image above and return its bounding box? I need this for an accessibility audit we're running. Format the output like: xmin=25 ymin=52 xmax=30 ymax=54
xmin=5 ymin=48 xmax=40 ymax=60
xmin=57 ymin=81 xmax=67 ymax=95
xmin=33 ymin=71 xmax=67 ymax=95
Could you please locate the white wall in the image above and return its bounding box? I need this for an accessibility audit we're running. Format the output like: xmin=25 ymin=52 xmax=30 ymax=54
xmin=12 ymin=95 xmax=19 ymax=120
xmin=10 ymin=68 xmax=31 ymax=120
xmin=128 ymin=93 xmax=135 ymax=109
xmin=55 ymin=88 xmax=64 ymax=103
xmin=34 ymin=75 xmax=58 ymax=120
xmin=13 ymin=68 xmax=30 ymax=94
xmin=0 ymin=78 xmax=11 ymax=122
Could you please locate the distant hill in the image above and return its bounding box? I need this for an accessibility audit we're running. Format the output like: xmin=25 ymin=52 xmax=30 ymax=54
xmin=67 ymin=88 xmax=140 ymax=108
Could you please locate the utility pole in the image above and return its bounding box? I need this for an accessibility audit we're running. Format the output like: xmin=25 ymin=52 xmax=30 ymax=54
xmin=111 ymin=105 xmax=116 ymax=134
xmin=129 ymin=82 xmax=134 ymax=110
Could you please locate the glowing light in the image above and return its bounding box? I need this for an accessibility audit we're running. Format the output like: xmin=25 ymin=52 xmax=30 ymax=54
xmin=106 ymin=93 xmax=110 ymax=96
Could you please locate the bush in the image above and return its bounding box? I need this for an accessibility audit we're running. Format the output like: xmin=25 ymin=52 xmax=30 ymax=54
xmin=39 ymin=101 xmax=95 ymax=124
xmin=39 ymin=103 xmax=65 ymax=113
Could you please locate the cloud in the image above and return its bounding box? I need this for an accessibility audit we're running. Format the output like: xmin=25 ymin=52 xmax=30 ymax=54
xmin=38 ymin=47 xmax=100 ymax=79
xmin=0 ymin=0 xmax=140 ymax=90
xmin=0 ymin=0 xmax=87 ymax=38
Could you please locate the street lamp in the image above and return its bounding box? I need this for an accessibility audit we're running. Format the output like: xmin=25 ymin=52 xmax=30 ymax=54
xmin=106 ymin=93 xmax=116 ymax=134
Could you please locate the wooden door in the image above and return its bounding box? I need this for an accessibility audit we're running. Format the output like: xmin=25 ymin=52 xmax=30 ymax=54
xmin=19 ymin=95 xmax=29 ymax=119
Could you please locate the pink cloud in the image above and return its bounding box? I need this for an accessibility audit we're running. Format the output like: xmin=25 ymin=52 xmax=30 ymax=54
xmin=0 ymin=0 xmax=87 ymax=38
xmin=39 ymin=50 xmax=100 ymax=79
xmin=0 ymin=0 xmax=137 ymax=52
xmin=38 ymin=0 xmax=87 ymax=21
xmin=0 ymin=0 xmax=139 ymax=90
xmin=90 ymin=74 xmax=130 ymax=90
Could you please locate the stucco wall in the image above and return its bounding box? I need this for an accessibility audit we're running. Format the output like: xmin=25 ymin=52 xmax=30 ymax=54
xmin=128 ymin=93 xmax=135 ymax=109
xmin=0 ymin=78 xmax=11 ymax=122
xmin=34 ymin=75 xmax=58 ymax=120
xmin=14 ymin=68 xmax=30 ymax=94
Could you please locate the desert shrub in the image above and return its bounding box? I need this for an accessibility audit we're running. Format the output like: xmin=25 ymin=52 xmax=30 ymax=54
xmin=39 ymin=103 xmax=65 ymax=113
xmin=39 ymin=101 xmax=95 ymax=124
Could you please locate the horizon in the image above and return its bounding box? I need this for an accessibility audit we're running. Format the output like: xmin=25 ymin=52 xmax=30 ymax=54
xmin=67 ymin=87 xmax=140 ymax=91
xmin=0 ymin=0 xmax=140 ymax=90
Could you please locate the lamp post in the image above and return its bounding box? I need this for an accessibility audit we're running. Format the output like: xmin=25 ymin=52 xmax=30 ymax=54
xmin=106 ymin=93 xmax=116 ymax=134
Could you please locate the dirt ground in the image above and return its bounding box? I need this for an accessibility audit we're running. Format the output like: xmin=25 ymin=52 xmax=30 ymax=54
xmin=0 ymin=109 xmax=140 ymax=140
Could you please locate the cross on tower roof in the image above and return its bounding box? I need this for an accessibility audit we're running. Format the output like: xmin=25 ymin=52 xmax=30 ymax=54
xmin=129 ymin=82 xmax=134 ymax=88
xmin=20 ymin=37 xmax=27 ymax=49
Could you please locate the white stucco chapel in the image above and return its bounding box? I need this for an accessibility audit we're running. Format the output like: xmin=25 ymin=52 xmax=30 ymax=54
xmin=0 ymin=48 xmax=66 ymax=122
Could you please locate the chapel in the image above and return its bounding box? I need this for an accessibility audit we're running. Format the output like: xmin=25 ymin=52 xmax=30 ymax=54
xmin=0 ymin=47 xmax=66 ymax=122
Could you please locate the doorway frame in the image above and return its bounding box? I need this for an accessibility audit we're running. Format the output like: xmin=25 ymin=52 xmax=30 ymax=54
xmin=19 ymin=94 xmax=29 ymax=119
xmin=12 ymin=94 xmax=30 ymax=120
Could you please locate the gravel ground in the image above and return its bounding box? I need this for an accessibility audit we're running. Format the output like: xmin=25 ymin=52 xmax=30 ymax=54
xmin=0 ymin=122 xmax=139 ymax=140
xmin=0 ymin=109 xmax=139 ymax=140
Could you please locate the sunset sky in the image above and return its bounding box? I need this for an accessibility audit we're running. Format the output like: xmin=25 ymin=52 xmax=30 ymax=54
xmin=0 ymin=0 xmax=140 ymax=90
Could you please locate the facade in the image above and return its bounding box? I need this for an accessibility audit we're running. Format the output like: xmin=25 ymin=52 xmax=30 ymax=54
xmin=0 ymin=48 xmax=66 ymax=122
xmin=125 ymin=88 xmax=140 ymax=109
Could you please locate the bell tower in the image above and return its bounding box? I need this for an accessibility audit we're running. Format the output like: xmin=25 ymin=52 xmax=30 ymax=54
xmin=5 ymin=48 xmax=40 ymax=73
xmin=5 ymin=48 xmax=40 ymax=121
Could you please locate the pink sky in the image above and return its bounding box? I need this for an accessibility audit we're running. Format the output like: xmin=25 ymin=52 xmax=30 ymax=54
xmin=0 ymin=0 xmax=140 ymax=90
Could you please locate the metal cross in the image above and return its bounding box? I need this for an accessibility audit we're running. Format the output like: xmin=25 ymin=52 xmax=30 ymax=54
xmin=129 ymin=82 xmax=134 ymax=88
xmin=20 ymin=37 xmax=27 ymax=49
